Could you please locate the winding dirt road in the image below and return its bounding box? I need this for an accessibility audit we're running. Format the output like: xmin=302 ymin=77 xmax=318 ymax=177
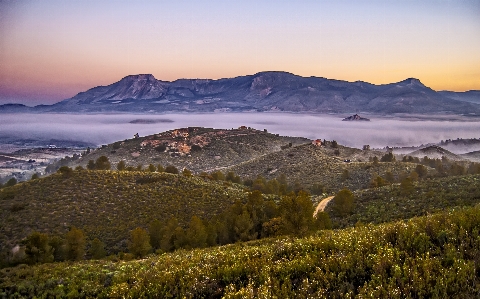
xmin=313 ymin=196 xmax=335 ymax=217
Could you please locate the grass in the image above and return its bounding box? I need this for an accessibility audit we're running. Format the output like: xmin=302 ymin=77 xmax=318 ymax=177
xmin=2 ymin=205 xmax=480 ymax=298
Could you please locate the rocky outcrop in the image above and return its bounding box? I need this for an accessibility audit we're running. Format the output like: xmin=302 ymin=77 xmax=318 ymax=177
xmin=342 ymin=114 xmax=370 ymax=121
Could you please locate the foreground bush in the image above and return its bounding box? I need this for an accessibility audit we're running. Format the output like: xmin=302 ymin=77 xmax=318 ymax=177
xmin=2 ymin=205 xmax=480 ymax=298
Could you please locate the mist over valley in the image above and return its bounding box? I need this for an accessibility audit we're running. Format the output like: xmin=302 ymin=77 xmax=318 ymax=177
xmin=2 ymin=113 xmax=480 ymax=152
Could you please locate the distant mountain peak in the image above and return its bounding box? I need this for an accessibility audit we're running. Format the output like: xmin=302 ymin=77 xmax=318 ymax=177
xmin=398 ymin=78 xmax=425 ymax=87
xmin=2 ymin=72 xmax=479 ymax=115
xmin=120 ymin=74 xmax=157 ymax=82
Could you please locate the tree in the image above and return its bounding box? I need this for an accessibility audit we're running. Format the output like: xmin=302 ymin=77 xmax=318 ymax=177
xmin=280 ymin=191 xmax=315 ymax=236
xmin=400 ymin=177 xmax=414 ymax=195
xmin=315 ymin=212 xmax=332 ymax=230
xmin=5 ymin=177 xmax=17 ymax=187
xmin=173 ymin=227 xmax=187 ymax=249
xmin=128 ymin=227 xmax=151 ymax=258
xmin=331 ymin=188 xmax=354 ymax=217
xmin=148 ymin=164 xmax=156 ymax=172
xmin=23 ymin=232 xmax=54 ymax=264
xmin=95 ymin=156 xmax=111 ymax=170
xmin=148 ymin=219 xmax=163 ymax=250
xmin=385 ymin=171 xmax=395 ymax=183
xmin=160 ymin=217 xmax=179 ymax=252
xmin=370 ymin=175 xmax=387 ymax=188
xmin=89 ymin=238 xmax=107 ymax=259
xmin=65 ymin=227 xmax=86 ymax=261
xmin=87 ymin=160 xmax=96 ymax=170
xmin=262 ymin=217 xmax=283 ymax=237
xmin=415 ymin=164 xmax=428 ymax=178
xmin=57 ymin=166 xmax=73 ymax=177
xmin=211 ymin=171 xmax=225 ymax=181
xmin=185 ymin=216 xmax=208 ymax=249
xmin=331 ymin=140 xmax=338 ymax=148
xmin=234 ymin=208 xmax=257 ymax=242
xmin=226 ymin=171 xmax=241 ymax=184
xmin=31 ymin=173 xmax=40 ymax=180
xmin=117 ymin=160 xmax=126 ymax=171
xmin=182 ymin=168 xmax=192 ymax=177
xmin=380 ymin=152 xmax=395 ymax=162
xmin=157 ymin=164 xmax=165 ymax=172
xmin=165 ymin=165 xmax=179 ymax=174
xmin=49 ymin=235 xmax=66 ymax=262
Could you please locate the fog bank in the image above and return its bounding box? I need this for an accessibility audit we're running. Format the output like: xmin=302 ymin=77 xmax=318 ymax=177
xmin=1 ymin=113 xmax=480 ymax=151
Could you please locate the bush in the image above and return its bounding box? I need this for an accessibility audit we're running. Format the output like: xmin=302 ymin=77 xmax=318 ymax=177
xmin=330 ymin=188 xmax=354 ymax=217
xmin=165 ymin=165 xmax=179 ymax=174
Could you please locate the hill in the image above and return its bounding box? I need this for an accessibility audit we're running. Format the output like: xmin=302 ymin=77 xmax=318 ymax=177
xmin=63 ymin=127 xmax=310 ymax=174
xmin=462 ymin=150 xmax=480 ymax=162
xmin=2 ymin=71 xmax=479 ymax=115
xmin=406 ymin=145 xmax=464 ymax=161
xmin=328 ymin=174 xmax=480 ymax=227
xmin=226 ymin=143 xmax=425 ymax=192
xmin=0 ymin=170 xmax=252 ymax=254
xmin=2 ymin=205 xmax=480 ymax=298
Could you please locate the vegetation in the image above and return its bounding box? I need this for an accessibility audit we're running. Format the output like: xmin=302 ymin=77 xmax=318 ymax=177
xmin=2 ymin=206 xmax=480 ymax=298
xmin=328 ymin=174 xmax=480 ymax=228
xmin=0 ymin=169 xmax=253 ymax=260
xmin=3 ymin=129 xmax=480 ymax=297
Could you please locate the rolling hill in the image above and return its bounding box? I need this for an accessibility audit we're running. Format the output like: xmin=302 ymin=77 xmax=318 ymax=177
xmin=0 ymin=170 xmax=252 ymax=254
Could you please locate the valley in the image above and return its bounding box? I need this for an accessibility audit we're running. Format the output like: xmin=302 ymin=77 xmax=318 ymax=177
xmin=1 ymin=124 xmax=480 ymax=297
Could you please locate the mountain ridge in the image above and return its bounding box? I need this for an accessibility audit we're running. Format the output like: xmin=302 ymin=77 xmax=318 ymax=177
xmin=2 ymin=71 xmax=480 ymax=115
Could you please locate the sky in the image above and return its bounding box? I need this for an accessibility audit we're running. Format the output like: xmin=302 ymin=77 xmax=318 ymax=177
xmin=0 ymin=0 xmax=479 ymax=105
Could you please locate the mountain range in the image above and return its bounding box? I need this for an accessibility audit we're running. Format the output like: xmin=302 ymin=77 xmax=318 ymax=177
xmin=2 ymin=71 xmax=480 ymax=115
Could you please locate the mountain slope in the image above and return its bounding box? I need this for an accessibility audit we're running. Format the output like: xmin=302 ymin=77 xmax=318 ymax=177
xmin=407 ymin=145 xmax=464 ymax=161
xmin=61 ymin=127 xmax=310 ymax=173
xmin=4 ymin=72 xmax=479 ymax=115
xmin=226 ymin=143 xmax=424 ymax=192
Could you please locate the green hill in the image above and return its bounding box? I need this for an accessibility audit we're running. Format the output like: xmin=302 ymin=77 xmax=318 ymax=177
xmin=2 ymin=205 xmax=480 ymax=298
xmin=58 ymin=127 xmax=310 ymax=174
xmin=227 ymin=143 xmax=424 ymax=192
xmin=0 ymin=170 xmax=251 ymax=254
xmin=327 ymin=174 xmax=480 ymax=227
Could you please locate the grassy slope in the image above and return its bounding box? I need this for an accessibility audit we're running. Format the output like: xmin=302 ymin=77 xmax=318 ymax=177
xmin=329 ymin=174 xmax=480 ymax=227
xmin=1 ymin=206 xmax=480 ymax=298
xmin=0 ymin=170 xmax=250 ymax=253
xmin=227 ymin=143 xmax=424 ymax=192
xmin=72 ymin=127 xmax=310 ymax=173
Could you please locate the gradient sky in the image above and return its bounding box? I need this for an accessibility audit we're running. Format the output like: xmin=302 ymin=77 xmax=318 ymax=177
xmin=0 ymin=0 xmax=479 ymax=105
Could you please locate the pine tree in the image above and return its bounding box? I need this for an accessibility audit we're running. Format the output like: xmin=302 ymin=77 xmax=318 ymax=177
xmin=23 ymin=232 xmax=54 ymax=264
xmin=128 ymin=227 xmax=151 ymax=258
xmin=331 ymin=188 xmax=355 ymax=217
xmin=65 ymin=227 xmax=86 ymax=261
xmin=95 ymin=156 xmax=111 ymax=170
xmin=185 ymin=216 xmax=207 ymax=249
xmin=89 ymin=238 xmax=107 ymax=259
xmin=280 ymin=191 xmax=315 ymax=236
xmin=148 ymin=219 xmax=163 ymax=250
xmin=117 ymin=160 xmax=126 ymax=171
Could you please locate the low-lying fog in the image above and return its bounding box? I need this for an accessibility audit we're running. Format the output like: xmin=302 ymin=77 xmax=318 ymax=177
xmin=1 ymin=113 xmax=480 ymax=153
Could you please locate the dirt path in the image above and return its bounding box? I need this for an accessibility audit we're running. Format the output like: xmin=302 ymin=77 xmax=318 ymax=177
xmin=313 ymin=196 xmax=335 ymax=217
